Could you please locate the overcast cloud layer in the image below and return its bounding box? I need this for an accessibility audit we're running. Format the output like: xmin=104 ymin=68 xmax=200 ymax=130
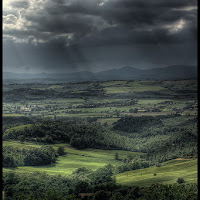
xmin=3 ymin=0 xmax=197 ymax=73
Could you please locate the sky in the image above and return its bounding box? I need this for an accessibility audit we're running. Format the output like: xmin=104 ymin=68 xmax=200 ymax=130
xmin=3 ymin=0 xmax=197 ymax=74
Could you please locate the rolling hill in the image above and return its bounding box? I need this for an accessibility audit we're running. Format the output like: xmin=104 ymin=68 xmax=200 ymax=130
xmin=3 ymin=65 xmax=197 ymax=82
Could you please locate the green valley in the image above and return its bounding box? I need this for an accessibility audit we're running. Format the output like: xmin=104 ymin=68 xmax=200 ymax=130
xmin=2 ymin=79 xmax=198 ymax=200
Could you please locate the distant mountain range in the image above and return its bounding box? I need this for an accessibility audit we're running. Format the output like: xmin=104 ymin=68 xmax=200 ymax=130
xmin=3 ymin=65 xmax=197 ymax=82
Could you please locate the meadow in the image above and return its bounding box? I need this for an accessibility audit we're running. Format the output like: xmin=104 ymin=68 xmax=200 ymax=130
xmin=3 ymin=140 xmax=197 ymax=187
xmin=115 ymin=159 xmax=197 ymax=187
xmin=3 ymin=141 xmax=144 ymax=176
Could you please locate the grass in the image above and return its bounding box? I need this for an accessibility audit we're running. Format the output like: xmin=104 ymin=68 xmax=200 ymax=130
xmin=103 ymin=81 xmax=165 ymax=94
xmin=3 ymin=114 xmax=24 ymax=117
xmin=121 ymin=111 xmax=175 ymax=117
xmin=97 ymin=118 xmax=119 ymax=126
xmin=101 ymin=81 xmax=127 ymax=87
xmin=115 ymin=159 xmax=197 ymax=187
xmin=67 ymin=106 xmax=138 ymax=113
xmin=162 ymin=116 xmax=194 ymax=126
xmin=3 ymin=141 xmax=144 ymax=176
xmin=137 ymin=99 xmax=170 ymax=105
xmin=5 ymin=124 xmax=33 ymax=133
xmin=3 ymin=141 xmax=42 ymax=148
xmin=2 ymin=192 xmax=4 ymax=200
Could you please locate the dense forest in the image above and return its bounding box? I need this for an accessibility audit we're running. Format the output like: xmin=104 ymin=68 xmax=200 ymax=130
xmin=3 ymin=170 xmax=198 ymax=200
xmin=3 ymin=146 xmax=64 ymax=167
xmin=113 ymin=116 xmax=164 ymax=133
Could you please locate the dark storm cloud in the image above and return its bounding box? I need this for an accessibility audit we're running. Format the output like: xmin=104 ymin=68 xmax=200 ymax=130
xmin=3 ymin=0 xmax=197 ymax=73
xmin=3 ymin=14 xmax=18 ymax=24
xmin=10 ymin=0 xmax=29 ymax=8
xmin=3 ymin=0 xmax=197 ymax=44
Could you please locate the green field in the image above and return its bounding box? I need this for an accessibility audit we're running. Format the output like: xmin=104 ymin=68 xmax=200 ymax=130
xmin=5 ymin=124 xmax=33 ymax=133
xmin=3 ymin=141 xmax=144 ymax=176
xmin=3 ymin=140 xmax=197 ymax=187
xmin=103 ymin=82 xmax=165 ymax=93
xmin=115 ymin=159 xmax=197 ymax=187
xmin=3 ymin=80 xmax=197 ymax=119
xmin=3 ymin=112 xmax=23 ymax=117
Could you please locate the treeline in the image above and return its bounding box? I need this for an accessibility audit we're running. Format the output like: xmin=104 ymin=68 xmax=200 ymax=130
xmin=3 ymin=170 xmax=198 ymax=200
xmin=3 ymin=121 xmax=112 ymax=150
xmin=4 ymin=86 xmax=105 ymax=101
xmin=3 ymin=116 xmax=35 ymax=126
xmin=145 ymin=126 xmax=197 ymax=162
xmin=116 ymin=160 xmax=152 ymax=173
xmin=3 ymin=146 xmax=64 ymax=167
xmin=113 ymin=116 xmax=164 ymax=133
xmin=75 ymin=99 xmax=137 ymax=108
xmin=2 ymin=116 xmax=44 ymax=133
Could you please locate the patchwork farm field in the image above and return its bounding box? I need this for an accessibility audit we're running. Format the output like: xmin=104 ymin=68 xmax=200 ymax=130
xmin=2 ymin=79 xmax=198 ymax=199
xmin=3 ymin=80 xmax=197 ymax=119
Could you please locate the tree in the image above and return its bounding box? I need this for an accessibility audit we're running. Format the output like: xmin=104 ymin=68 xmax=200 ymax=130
xmin=177 ymin=178 xmax=185 ymax=184
xmin=129 ymin=108 xmax=138 ymax=113
xmin=116 ymin=110 xmax=120 ymax=118
xmin=129 ymin=109 xmax=134 ymax=113
xmin=18 ymin=135 xmax=25 ymax=143
xmin=110 ymin=192 xmax=124 ymax=200
xmin=115 ymin=153 xmax=119 ymax=160
xmin=54 ymin=115 xmax=57 ymax=120
xmin=57 ymin=147 xmax=65 ymax=156
xmin=74 ymin=180 xmax=90 ymax=193
xmin=3 ymin=156 xmax=16 ymax=167
xmin=93 ymin=190 xmax=111 ymax=200
xmin=103 ymin=122 xmax=108 ymax=127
